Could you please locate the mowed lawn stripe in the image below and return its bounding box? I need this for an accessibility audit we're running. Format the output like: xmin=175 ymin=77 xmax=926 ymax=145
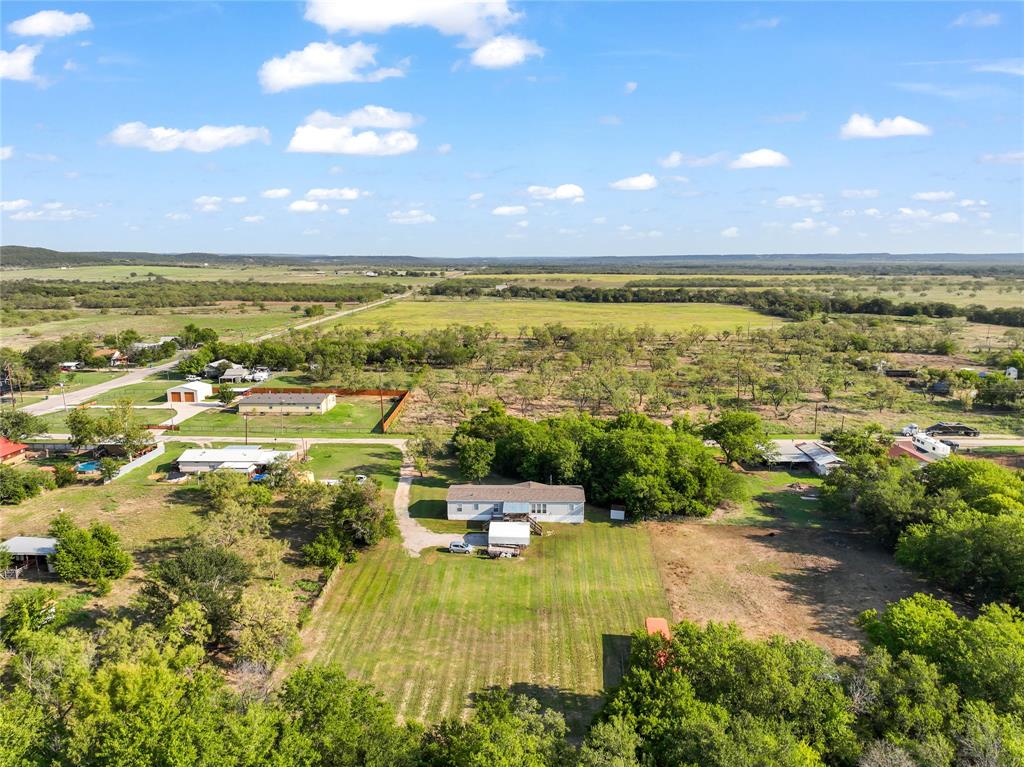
xmin=298 ymin=511 xmax=668 ymax=733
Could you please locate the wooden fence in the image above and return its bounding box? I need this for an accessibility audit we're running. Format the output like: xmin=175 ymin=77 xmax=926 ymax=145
xmin=214 ymin=386 xmax=412 ymax=433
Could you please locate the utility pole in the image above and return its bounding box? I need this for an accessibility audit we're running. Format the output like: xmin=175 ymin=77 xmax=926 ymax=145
xmin=59 ymin=382 xmax=68 ymax=414
xmin=813 ymin=403 xmax=819 ymax=435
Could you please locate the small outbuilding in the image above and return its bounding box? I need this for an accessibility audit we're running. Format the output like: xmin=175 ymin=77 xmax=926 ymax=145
xmin=167 ymin=381 xmax=213 ymax=404
xmin=1 ymin=536 xmax=57 ymax=574
xmin=237 ymin=392 xmax=336 ymax=416
xmin=487 ymin=521 xmax=532 ymax=548
xmin=0 ymin=436 xmax=29 ymax=464
xmin=770 ymin=440 xmax=845 ymax=476
xmin=610 ymin=505 xmax=627 ymax=521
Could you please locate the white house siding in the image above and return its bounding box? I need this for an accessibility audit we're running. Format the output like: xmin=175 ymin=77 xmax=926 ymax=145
xmin=446 ymin=500 xmax=584 ymax=524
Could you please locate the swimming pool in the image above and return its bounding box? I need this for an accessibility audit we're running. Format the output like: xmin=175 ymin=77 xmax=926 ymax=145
xmin=76 ymin=460 xmax=101 ymax=473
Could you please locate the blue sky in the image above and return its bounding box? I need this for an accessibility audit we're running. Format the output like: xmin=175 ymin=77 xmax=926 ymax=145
xmin=1 ymin=1 xmax=1021 ymax=257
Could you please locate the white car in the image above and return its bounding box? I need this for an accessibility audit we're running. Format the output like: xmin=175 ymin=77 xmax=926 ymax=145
xmin=355 ymin=474 xmax=368 ymax=484
xmin=448 ymin=541 xmax=474 ymax=554
xmin=901 ymin=423 xmax=919 ymax=436
xmin=184 ymin=374 xmax=201 ymax=382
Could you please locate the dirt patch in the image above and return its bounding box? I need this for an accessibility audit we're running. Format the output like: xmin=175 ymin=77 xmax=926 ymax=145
xmin=648 ymin=521 xmax=950 ymax=659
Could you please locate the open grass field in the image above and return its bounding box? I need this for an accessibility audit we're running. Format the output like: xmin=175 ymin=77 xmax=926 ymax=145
xmin=90 ymin=375 xmax=182 ymax=405
xmin=331 ymin=298 xmax=779 ymax=333
xmin=297 ymin=510 xmax=668 ymax=733
xmin=177 ymin=396 xmax=398 ymax=436
xmin=0 ymin=263 xmax=437 ymax=285
xmin=0 ymin=303 xmax=311 ymax=350
xmin=300 ymin=443 xmax=402 ymax=490
xmin=37 ymin=407 xmax=176 ymax=432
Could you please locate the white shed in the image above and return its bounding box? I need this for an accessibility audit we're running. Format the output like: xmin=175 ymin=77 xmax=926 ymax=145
xmin=488 ymin=521 xmax=531 ymax=548
xmin=167 ymin=381 xmax=213 ymax=404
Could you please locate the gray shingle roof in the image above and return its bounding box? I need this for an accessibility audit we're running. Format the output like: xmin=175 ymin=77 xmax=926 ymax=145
xmin=240 ymin=393 xmax=331 ymax=405
xmin=446 ymin=481 xmax=585 ymax=503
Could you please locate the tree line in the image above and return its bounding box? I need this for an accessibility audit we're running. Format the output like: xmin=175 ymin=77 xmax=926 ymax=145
xmin=4 ymin=278 xmax=404 ymax=310
xmin=2 ymin=594 xmax=1020 ymax=766
xmin=429 ymin=282 xmax=1024 ymax=327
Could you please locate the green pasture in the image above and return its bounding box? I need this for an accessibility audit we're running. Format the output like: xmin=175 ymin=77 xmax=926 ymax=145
xmin=176 ymin=396 xmax=398 ymax=436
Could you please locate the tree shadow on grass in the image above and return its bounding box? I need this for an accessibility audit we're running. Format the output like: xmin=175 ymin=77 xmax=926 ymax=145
xmin=474 ymin=683 xmax=605 ymax=742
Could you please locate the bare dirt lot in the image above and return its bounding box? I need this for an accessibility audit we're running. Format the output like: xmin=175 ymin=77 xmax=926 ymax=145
xmin=648 ymin=520 xmax=950 ymax=659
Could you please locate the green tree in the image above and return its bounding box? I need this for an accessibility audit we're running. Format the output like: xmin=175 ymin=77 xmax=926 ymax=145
xmin=0 ymin=410 xmax=46 ymax=441
xmin=702 ymin=410 xmax=772 ymax=465
xmin=455 ymin=435 xmax=495 ymax=482
xmin=49 ymin=513 xmax=133 ymax=588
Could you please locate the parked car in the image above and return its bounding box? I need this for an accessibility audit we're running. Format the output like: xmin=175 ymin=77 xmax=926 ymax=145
xmin=184 ymin=374 xmax=201 ymax=382
xmin=448 ymin=541 xmax=474 ymax=554
xmin=901 ymin=423 xmax=919 ymax=436
xmin=355 ymin=474 xmax=368 ymax=484
xmin=925 ymin=422 xmax=980 ymax=437
xmin=939 ymin=439 xmax=960 ymax=452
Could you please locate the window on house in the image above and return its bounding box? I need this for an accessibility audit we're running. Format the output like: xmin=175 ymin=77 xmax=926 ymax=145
xmin=456 ymin=504 xmax=463 ymax=513
xmin=530 ymin=503 xmax=548 ymax=514
xmin=473 ymin=503 xmax=479 ymax=511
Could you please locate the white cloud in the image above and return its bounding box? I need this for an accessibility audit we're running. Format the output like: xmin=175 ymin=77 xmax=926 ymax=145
xmin=228 ymin=196 xmax=247 ymax=204
xmin=388 ymin=209 xmax=435 ymax=225
xmin=0 ymin=199 xmax=32 ymax=211
xmin=516 ymin=219 xmax=529 ymax=228
xmin=791 ymin=217 xmax=819 ymax=231
xmin=261 ymin=188 xmax=291 ymax=199
xmin=933 ymin=212 xmax=961 ymax=223
xmin=304 ymin=0 xmax=519 ymax=41
xmin=336 ymin=208 xmax=350 ymax=216
xmin=840 ymin=209 xmax=857 ymax=217
xmin=958 ymin=199 xmax=989 ymax=209
xmin=63 ymin=58 xmax=77 ymax=71
xmin=624 ymin=81 xmax=637 ymax=94
xmin=721 ymin=226 xmax=740 ymax=238
xmin=259 ymin=41 xmax=405 ymax=93
xmin=842 ymin=188 xmax=880 ymax=199
xmin=306 ymin=187 xmax=364 ymax=201
xmin=165 ymin=212 xmax=190 ymax=221
xmin=468 ymin=192 xmax=484 ymax=201
xmin=912 ymin=191 xmax=955 ymax=201
xmin=610 ymin=173 xmax=658 ymax=191
xmin=659 ymin=150 xmax=727 ymax=168
xmin=470 ymin=35 xmax=543 ymax=68
xmin=242 ymin=215 xmax=264 ymax=223
xmin=864 ymin=208 xmax=882 ymax=217
xmin=8 ymin=10 xmax=92 ymax=37
xmin=743 ymin=17 xmax=781 ymax=29
xmin=10 ymin=207 xmax=91 ymax=222
xmin=0 ymin=44 xmax=42 ymax=81
xmin=979 ymin=150 xmax=1024 ymax=164
xmin=492 ymin=205 xmax=527 ymax=215
xmin=839 ymin=113 xmax=932 ymax=139
xmin=527 ymin=183 xmax=584 ymax=202
xmin=286 ymin=108 xmax=418 ymax=156
xmin=437 ymin=143 xmax=453 ymax=155
xmin=592 ymin=216 xmax=606 ymax=224
xmin=0 ymin=146 xmax=12 ymax=160
xmin=896 ymin=207 xmax=931 ymax=220
xmin=302 ymin=228 xmax=320 ymax=236
xmin=729 ymin=148 xmax=790 ymax=169
xmin=973 ymin=58 xmax=1024 ymax=76
xmin=775 ymin=194 xmax=824 ymax=211
xmin=951 ymin=10 xmax=1000 ymax=27
xmin=108 ymin=122 xmax=270 ymax=152
xmin=194 ymin=195 xmax=223 ymax=212
xmin=288 ymin=200 xmax=328 ymax=213
xmin=824 ymin=226 xmax=840 ymax=236
xmin=26 ymin=152 xmax=58 ymax=162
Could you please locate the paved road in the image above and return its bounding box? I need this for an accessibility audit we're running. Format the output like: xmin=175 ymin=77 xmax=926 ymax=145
xmin=22 ymin=360 xmax=181 ymax=416
xmin=21 ymin=290 xmax=413 ymax=417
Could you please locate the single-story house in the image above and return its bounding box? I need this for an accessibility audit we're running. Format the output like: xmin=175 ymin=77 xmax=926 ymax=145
xmin=237 ymin=392 xmax=336 ymax=416
xmin=95 ymin=348 xmax=129 ymax=367
xmin=219 ymin=366 xmax=251 ymax=384
xmin=770 ymin=440 xmax=845 ymax=476
xmin=487 ymin=521 xmax=531 ymax=548
xmin=175 ymin=445 xmax=296 ymax=474
xmin=0 ymin=436 xmax=29 ymax=464
xmin=203 ymin=359 xmax=237 ymax=378
xmin=446 ymin=481 xmax=586 ymax=524
xmin=1 ymin=536 xmax=57 ymax=573
xmin=166 ymin=381 xmax=213 ymax=404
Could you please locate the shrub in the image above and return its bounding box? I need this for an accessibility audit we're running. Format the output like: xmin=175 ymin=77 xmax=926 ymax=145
xmin=49 ymin=513 xmax=133 ymax=586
